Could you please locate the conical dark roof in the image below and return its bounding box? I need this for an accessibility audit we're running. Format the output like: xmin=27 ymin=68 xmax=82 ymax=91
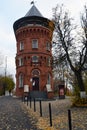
xmin=25 ymin=5 xmax=43 ymax=17
xmin=13 ymin=5 xmax=54 ymax=33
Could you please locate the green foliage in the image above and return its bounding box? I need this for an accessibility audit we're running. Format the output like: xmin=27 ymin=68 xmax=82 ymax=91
xmin=0 ymin=89 xmax=4 ymax=96
xmin=65 ymin=90 xmax=73 ymax=96
xmin=5 ymin=76 xmax=15 ymax=92
xmin=84 ymin=74 xmax=87 ymax=93
xmin=73 ymin=84 xmax=80 ymax=97
xmin=0 ymin=75 xmax=15 ymax=95
xmin=71 ymin=82 xmax=87 ymax=106
xmin=54 ymin=90 xmax=59 ymax=96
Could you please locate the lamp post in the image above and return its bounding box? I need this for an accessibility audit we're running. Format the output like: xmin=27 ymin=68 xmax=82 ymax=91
xmin=4 ymin=56 xmax=7 ymax=95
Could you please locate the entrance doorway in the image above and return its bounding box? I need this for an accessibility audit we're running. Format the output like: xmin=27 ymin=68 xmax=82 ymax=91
xmin=32 ymin=77 xmax=39 ymax=91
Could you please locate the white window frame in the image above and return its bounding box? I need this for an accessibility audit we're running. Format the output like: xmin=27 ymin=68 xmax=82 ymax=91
xmin=32 ymin=56 xmax=38 ymax=63
xmin=19 ymin=57 xmax=24 ymax=66
xmin=32 ymin=39 xmax=38 ymax=49
xmin=47 ymin=73 xmax=51 ymax=85
xmin=19 ymin=74 xmax=23 ymax=88
xmin=20 ymin=41 xmax=24 ymax=51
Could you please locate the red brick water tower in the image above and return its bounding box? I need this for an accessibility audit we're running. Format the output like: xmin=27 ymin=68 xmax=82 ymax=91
xmin=13 ymin=4 xmax=54 ymax=98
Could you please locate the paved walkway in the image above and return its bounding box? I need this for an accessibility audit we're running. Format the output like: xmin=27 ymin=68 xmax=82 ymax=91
xmin=23 ymin=97 xmax=87 ymax=130
xmin=0 ymin=96 xmax=38 ymax=130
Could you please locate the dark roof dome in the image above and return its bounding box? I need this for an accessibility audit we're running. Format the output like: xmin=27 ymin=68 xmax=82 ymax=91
xmin=25 ymin=5 xmax=43 ymax=17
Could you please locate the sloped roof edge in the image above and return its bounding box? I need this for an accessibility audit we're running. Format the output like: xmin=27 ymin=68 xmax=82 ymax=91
xmin=25 ymin=5 xmax=43 ymax=17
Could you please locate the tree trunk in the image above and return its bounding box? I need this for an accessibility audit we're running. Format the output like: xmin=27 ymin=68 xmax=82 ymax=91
xmin=75 ymin=70 xmax=85 ymax=91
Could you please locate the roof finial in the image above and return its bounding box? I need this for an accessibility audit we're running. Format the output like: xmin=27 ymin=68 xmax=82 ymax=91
xmin=31 ymin=1 xmax=34 ymax=5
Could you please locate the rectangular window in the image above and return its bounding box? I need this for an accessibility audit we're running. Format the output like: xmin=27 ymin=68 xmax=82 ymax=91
xmin=32 ymin=39 xmax=38 ymax=49
xmin=47 ymin=74 xmax=51 ymax=85
xmin=20 ymin=42 xmax=24 ymax=51
xmin=19 ymin=57 xmax=24 ymax=66
xmin=47 ymin=57 xmax=51 ymax=66
xmin=32 ymin=56 xmax=38 ymax=62
xmin=46 ymin=42 xmax=51 ymax=51
xmin=19 ymin=74 xmax=23 ymax=88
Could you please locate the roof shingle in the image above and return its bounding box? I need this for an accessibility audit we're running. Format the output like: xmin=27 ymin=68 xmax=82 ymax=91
xmin=25 ymin=5 xmax=43 ymax=17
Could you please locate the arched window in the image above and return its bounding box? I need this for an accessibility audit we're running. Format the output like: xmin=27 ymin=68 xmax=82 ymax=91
xmin=47 ymin=73 xmax=51 ymax=85
xmin=19 ymin=73 xmax=24 ymax=88
xmin=32 ymin=69 xmax=40 ymax=76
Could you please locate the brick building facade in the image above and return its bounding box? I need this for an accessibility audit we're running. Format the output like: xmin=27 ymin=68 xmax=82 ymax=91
xmin=13 ymin=5 xmax=54 ymax=98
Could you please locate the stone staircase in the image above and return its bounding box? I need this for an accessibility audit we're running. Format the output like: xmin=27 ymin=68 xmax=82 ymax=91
xmin=29 ymin=91 xmax=48 ymax=100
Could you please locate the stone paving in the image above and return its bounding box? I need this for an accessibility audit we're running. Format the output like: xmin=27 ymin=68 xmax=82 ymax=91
xmin=23 ymin=97 xmax=87 ymax=130
xmin=0 ymin=96 xmax=39 ymax=130
xmin=1 ymin=96 xmax=87 ymax=130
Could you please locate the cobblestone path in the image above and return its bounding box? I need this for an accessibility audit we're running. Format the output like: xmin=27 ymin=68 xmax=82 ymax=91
xmin=0 ymin=96 xmax=38 ymax=130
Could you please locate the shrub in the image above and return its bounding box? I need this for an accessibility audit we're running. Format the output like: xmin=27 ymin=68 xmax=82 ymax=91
xmin=71 ymin=96 xmax=87 ymax=107
xmin=71 ymin=84 xmax=87 ymax=106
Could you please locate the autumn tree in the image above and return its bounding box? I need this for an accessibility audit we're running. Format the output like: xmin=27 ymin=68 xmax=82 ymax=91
xmin=0 ymin=75 xmax=15 ymax=95
xmin=52 ymin=5 xmax=87 ymax=97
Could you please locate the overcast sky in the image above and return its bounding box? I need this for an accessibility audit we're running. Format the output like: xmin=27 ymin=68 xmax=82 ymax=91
xmin=0 ymin=0 xmax=87 ymax=80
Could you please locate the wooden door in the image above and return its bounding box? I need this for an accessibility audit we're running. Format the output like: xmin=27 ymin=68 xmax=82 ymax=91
xmin=32 ymin=77 xmax=39 ymax=91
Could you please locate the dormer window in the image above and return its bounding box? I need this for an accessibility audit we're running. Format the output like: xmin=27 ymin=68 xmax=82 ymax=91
xmin=20 ymin=41 xmax=24 ymax=51
xmin=32 ymin=39 xmax=38 ymax=49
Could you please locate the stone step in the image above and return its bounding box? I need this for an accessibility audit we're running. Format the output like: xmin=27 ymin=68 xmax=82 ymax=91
xmin=29 ymin=91 xmax=47 ymax=99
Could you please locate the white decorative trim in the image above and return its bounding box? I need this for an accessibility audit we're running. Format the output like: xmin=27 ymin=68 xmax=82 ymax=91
xmin=24 ymin=85 xmax=29 ymax=92
xmin=46 ymin=84 xmax=52 ymax=92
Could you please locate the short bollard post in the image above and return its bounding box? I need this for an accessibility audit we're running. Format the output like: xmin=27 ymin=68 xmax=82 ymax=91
xmin=30 ymin=97 xmax=31 ymax=108
xmin=27 ymin=96 xmax=28 ymax=106
xmin=22 ymin=96 xmax=23 ymax=102
xmin=39 ymin=100 xmax=42 ymax=117
xmin=22 ymin=96 xmax=24 ymax=102
xmin=68 ymin=109 xmax=72 ymax=130
xmin=49 ymin=103 xmax=52 ymax=127
xmin=24 ymin=96 xmax=25 ymax=103
xmin=34 ymin=98 xmax=36 ymax=112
